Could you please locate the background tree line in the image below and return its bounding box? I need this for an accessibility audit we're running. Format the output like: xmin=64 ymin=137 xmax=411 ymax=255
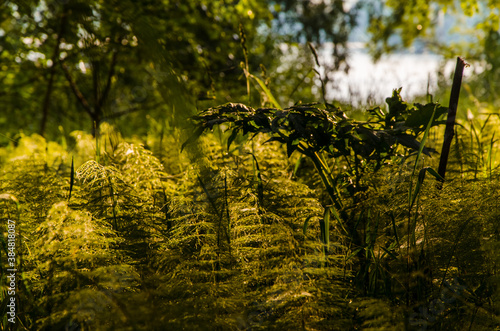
xmin=1 ymin=0 xmax=498 ymax=140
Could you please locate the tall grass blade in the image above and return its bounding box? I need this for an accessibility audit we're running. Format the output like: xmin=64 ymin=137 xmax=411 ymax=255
xmin=487 ymin=132 xmax=495 ymax=178
xmin=330 ymin=206 xmax=347 ymax=235
xmin=412 ymin=104 xmax=437 ymax=176
xmin=323 ymin=207 xmax=330 ymax=250
xmin=439 ymin=217 xmax=473 ymax=292
xmin=239 ymin=24 xmax=251 ymax=101
xmin=197 ymin=175 xmax=220 ymax=217
xmin=410 ymin=104 xmax=437 ymax=202
xmin=293 ymin=154 xmax=303 ymax=178
xmin=410 ymin=167 xmax=443 ymax=210
xmin=303 ymin=216 xmax=313 ymax=236
xmin=249 ymin=153 xmax=264 ymax=207
xmin=95 ymin=121 xmax=100 ymax=164
xmin=381 ymin=246 xmax=398 ymax=260
xmin=470 ymin=121 xmax=482 ymax=161
xmin=68 ymin=156 xmax=74 ymax=201
xmin=249 ymin=74 xmax=281 ymax=109
xmin=346 ymin=247 xmax=363 ymax=261
xmin=480 ymin=113 xmax=492 ymax=132
xmin=389 ymin=212 xmax=400 ymax=247
xmin=224 ymin=174 xmax=231 ymax=245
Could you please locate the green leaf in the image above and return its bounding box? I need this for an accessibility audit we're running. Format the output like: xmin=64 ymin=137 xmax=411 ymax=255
xmin=249 ymin=153 xmax=264 ymax=206
xmin=346 ymin=247 xmax=364 ymax=261
xmin=389 ymin=212 xmax=399 ymax=247
xmin=293 ymin=154 xmax=303 ymax=178
xmin=227 ymin=128 xmax=239 ymax=151
xmin=410 ymin=167 xmax=426 ymax=210
xmin=286 ymin=138 xmax=300 ymax=157
xmin=425 ymin=167 xmax=444 ymax=181
xmin=367 ymin=106 xmax=386 ymax=121
xmin=409 ymin=166 xmax=442 ymax=209
xmin=385 ymin=88 xmax=411 ymax=122
xmin=330 ymin=205 xmax=347 ymax=235
xmin=395 ymin=134 xmax=436 ymax=156
xmin=263 ymin=136 xmax=286 ymax=144
xmin=249 ymin=74 xmax=281 ymax=109
xmin=181 ymin=126 xmax=206 ymax=152
xmin=303 ymin=216 xmax=313 ymax=236
xmin=412 ymin=104 xmax=438 ymax=174
xmin=405 ymin=103 xmax=447 ymax=132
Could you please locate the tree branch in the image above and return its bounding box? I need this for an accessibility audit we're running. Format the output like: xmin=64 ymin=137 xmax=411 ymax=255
xmin=103 ymin=102 xmax=163 ymax=120
xmin=99 ymin=49 xmax=118 ymax=109
xmin=60 ymin=62 xmax=94 ymax=117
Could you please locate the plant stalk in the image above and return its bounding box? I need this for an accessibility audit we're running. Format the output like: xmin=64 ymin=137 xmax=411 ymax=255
xmin=438 ymin=57 xmax=468 ymax=185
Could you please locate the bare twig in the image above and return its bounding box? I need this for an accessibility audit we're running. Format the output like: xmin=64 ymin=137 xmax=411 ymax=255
xmin=103 ymin=102 xmax=163 ymax=120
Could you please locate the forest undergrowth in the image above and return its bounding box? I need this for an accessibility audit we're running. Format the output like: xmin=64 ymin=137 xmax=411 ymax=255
xmin=3 ymin=1 xmax=500 ymax=330
xmin=0 ymin=99 xmax=500 ymax=330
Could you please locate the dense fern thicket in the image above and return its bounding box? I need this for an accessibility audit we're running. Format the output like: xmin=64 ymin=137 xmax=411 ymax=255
xmin=1 ymin=110 xmax=499 ymax=330
xmin=3 ymin=0 xmax=500 ymax=329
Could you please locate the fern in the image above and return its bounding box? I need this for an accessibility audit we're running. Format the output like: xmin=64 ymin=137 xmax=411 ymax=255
xmin=147 ymin=132 xmax=356 ymax=330
xmin=28 ymin=202 xmax=138 ymax=330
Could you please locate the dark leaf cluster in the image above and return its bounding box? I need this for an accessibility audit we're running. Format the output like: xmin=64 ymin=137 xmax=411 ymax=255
xmin=185 ymin=89 xmax=447 ymax=172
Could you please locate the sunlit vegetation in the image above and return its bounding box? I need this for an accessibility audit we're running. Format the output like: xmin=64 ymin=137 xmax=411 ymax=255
xmin=1 ymin=90 xmax=499 ymax=329
xmin=1 ymin=0 xmax=500 ymax=330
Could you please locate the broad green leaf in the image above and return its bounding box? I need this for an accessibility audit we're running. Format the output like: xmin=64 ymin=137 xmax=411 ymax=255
xmin=395 ymin=134 xmax=436 ymax=156
xmin=181 ymin=126 xmax=206 ymax=152
xmin=405 ymin=103 xmax=447 ymax=132
xmin=227 ymin=128 xmax=239 ymax=151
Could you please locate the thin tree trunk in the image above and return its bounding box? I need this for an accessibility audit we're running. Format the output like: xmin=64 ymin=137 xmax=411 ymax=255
xmin=40 ymin=6 xmax=68 ymax=137
xmin=60 ymin=62 xmax=92 ymax=115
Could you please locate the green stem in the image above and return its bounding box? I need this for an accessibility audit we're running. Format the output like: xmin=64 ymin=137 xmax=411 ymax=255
xmin=298 ymin=145 xmax=341 ymax=210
